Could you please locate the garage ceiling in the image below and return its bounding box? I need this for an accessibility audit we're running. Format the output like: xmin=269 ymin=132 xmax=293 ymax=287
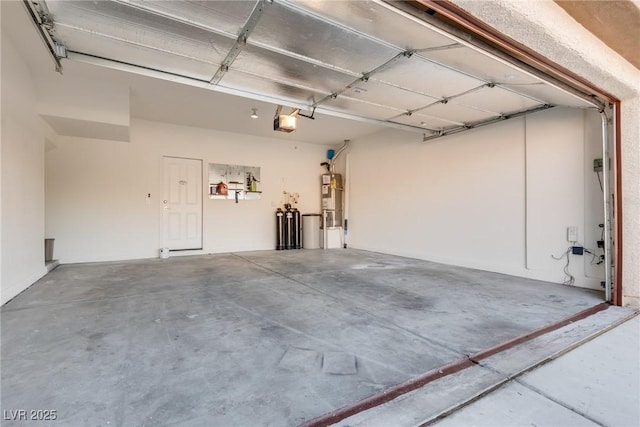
xmin=28 ymin=0 xmax=597 ymax=140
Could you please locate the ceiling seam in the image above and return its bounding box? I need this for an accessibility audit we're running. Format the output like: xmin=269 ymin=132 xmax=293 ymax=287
xmin=55 ymin=23 xmax=221 ymax=66
xmin=490 ymin=83 xmax=563 ymax=108
xmin=243 ymin=41 xmax=362 ymax=78
xmin=111 ymin=0 xmax=237 ymax=40
xmin=223 ymin=69 xmax=332 ymax=100
xmin=66 ymin=50 xmax=211 ymax=83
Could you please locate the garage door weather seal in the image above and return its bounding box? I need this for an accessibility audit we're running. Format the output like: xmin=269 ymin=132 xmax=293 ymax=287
xmin=298 ymin=302 xmax=610 ymax=427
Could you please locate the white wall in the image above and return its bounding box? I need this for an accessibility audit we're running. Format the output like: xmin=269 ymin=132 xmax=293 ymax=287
xmin=1 ymin=0 xmax=4 ymax=302
xmin=345 ymin=108 xmax=604 ymax=290
xmin=36 ymin=64 xmax=130 ymax=127
xmin=525 ymin=108 xmax=605 ymax=287
xmin=451 ymin=0 xmax=640 ymax=304
xmin=1 ymin=35 xmax=50 ymax=305
xmin=45 ymin=119 xmax=330 ymax=263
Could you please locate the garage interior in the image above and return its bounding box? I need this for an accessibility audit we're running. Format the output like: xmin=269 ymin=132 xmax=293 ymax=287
xmin=1 ymin=0 xmax=638 ymax=426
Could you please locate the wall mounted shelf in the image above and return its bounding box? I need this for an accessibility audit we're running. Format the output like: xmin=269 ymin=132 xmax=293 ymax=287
xmin=208 ymin=163 xmax=261 ymax=202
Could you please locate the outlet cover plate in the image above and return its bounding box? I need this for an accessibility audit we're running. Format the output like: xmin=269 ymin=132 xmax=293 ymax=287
xmin=567 ymin=226 xmax=579 ymax=242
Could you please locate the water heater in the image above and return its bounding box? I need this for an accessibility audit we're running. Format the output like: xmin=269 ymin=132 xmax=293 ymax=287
xmin=321 ymin=173 xmax=343 ymax=228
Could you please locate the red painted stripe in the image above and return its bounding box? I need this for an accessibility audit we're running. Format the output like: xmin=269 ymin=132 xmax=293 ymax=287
xmin=299 ymin=303 xmax=610 ymax=427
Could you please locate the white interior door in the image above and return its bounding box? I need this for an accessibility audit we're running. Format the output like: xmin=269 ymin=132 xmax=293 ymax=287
xmin=162 ymin=157 xmax=202 ymax=250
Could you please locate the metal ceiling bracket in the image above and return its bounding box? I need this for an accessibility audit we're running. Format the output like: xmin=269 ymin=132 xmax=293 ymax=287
xmin=210 ymin=0 xmax=269 ymax=85
xmin=367 ymin=51 xmax=414 ymax=78
xmin=312 ymin=51 xmax=412 ymax=109
xmin=54 ymin=41 xmax=67 ymax=58
xmin=445 ymin=83 xmax=490 ymax=101
xmin=23 ymin=0 xmax=63 ymax=72
xmin=388 ymin=97 xmax=465 ymax=126
xmin=398 ymin=83 xmax=499 ymax=120
xmin=415 ymin=42 xmax=462 ymax=53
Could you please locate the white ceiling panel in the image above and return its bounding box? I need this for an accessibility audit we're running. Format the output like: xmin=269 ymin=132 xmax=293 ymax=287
xmin=391 ymin=112 xmax=463 ymax=130
xmin=323 ymin=96 xmax=406 ymax=121
xmin=373 ymin=55 xmax=486 ymax=99
xmin=232 ymin=45 xmax=356 ymax=95
xmin=48 ymin=1 xmax=234 ymax=65
xmin=422 ymin=45 xmax=542 ymax=86
xmin=123 ymin=0 xmax=257 ymax=38
xmin=54 ymin=25 xmax=219 ymax=81
xmin=219 ymin=70 xmax=328 ymax=106
xmin=288 ymin=0 xmax=456 ymax=51
xmin=421 ymin=102 xmax=499 ymax=124
xmin=249 ymin=1 xmax=401 ymax=75
xmin=501 ymin=83 xmax=596 ymax=108
xmin=454 ymin=86 xmax=543 ymax=115
xmin=342 ymin=80 xmax=438 ymax=111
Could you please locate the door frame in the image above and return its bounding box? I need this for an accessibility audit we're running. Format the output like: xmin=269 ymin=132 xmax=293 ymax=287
xmin=160 ymin=155 xmax=204 ymax=251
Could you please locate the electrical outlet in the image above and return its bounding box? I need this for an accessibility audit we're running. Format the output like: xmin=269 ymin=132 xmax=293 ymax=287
xmin=593 ymin=158 xmax=603 ymax=172
xmin=567 ymin=226 xmax=579 ymax=242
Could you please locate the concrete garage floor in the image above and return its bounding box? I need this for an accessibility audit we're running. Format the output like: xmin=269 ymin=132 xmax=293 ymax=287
xmin=432 ymin=316 xmax=640 ymax=427
xmin=1 ymin=249 xmax=604 ymax=426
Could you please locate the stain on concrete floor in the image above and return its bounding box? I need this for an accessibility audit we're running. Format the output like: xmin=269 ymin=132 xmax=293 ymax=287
xmin=1 ymin=249 xmax=602 ymax=426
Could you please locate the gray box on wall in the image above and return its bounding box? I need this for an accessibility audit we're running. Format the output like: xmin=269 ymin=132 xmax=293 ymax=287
xmin=45 ymin=238 xmax=55 ymax=262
